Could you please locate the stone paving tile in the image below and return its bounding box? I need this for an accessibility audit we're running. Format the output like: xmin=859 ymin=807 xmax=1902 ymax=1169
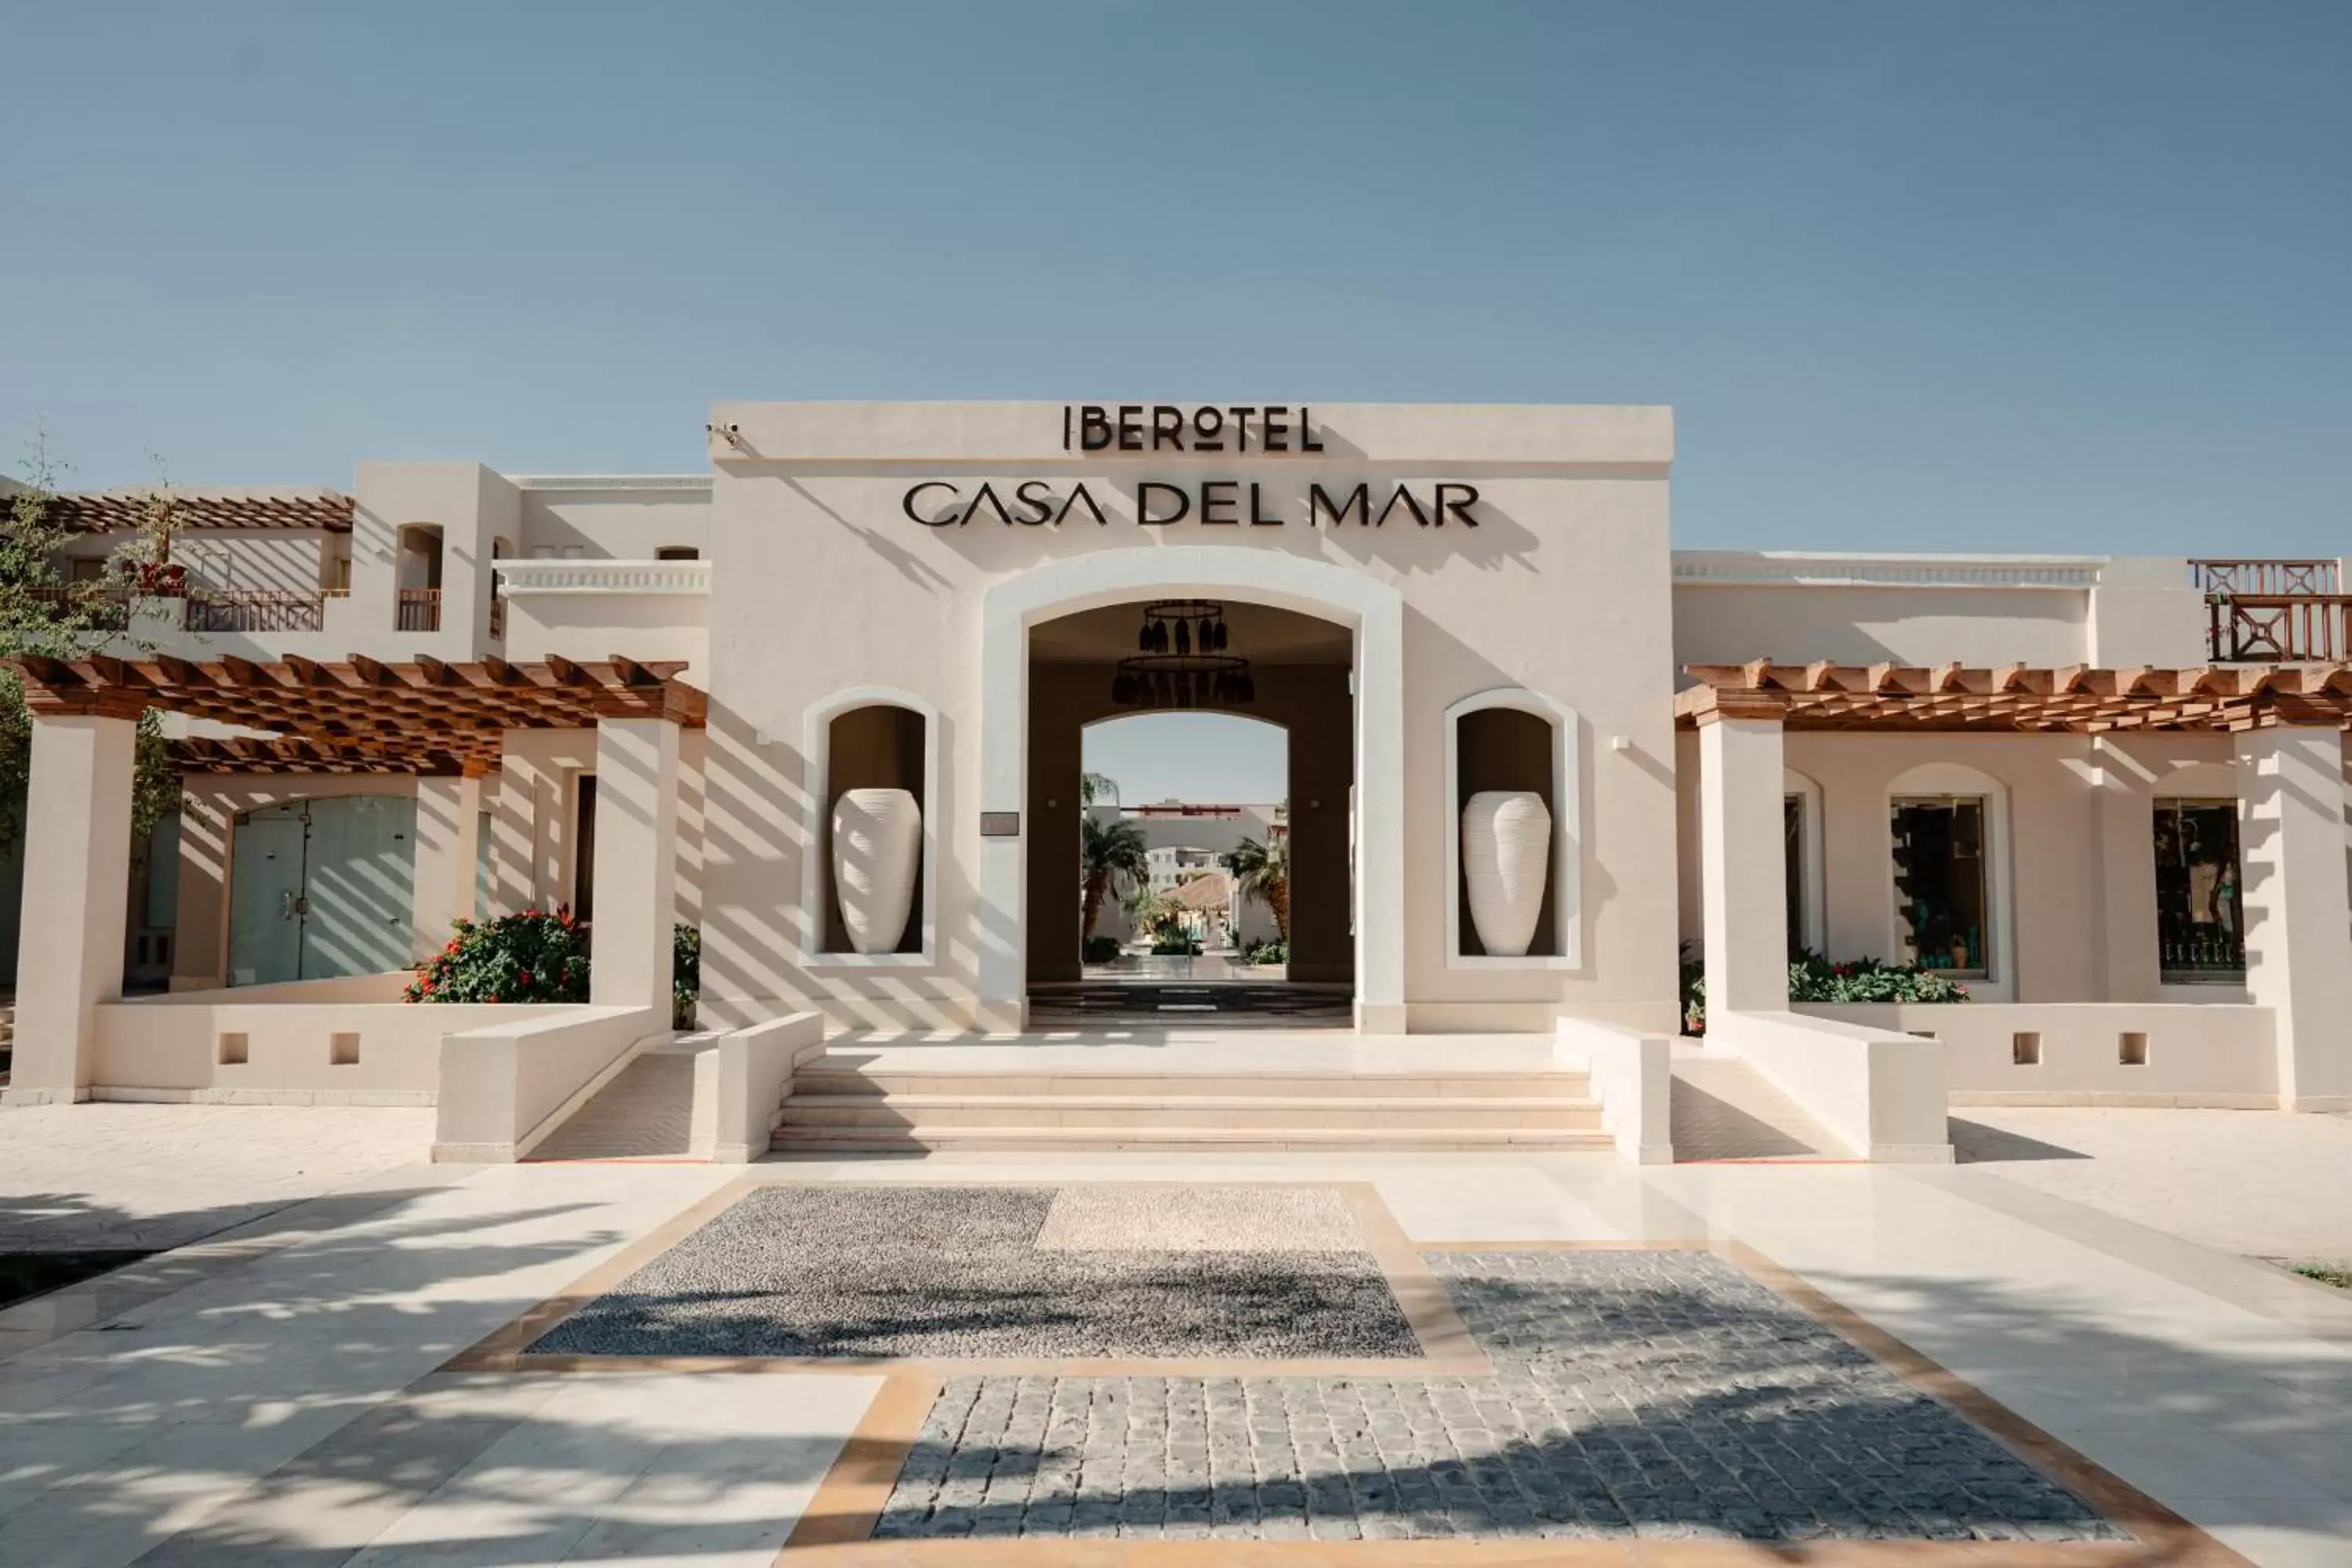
xmin=873 ymin=1250 xmax=2129 ymax=1542
xmin=529 ymin=1185 xmax=1421 ymax=1359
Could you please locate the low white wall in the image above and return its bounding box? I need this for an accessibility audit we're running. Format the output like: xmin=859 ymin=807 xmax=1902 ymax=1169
xmin=434 ymin=1005 xmax=667 ymax=1162
xmin=1802 ymin=1001 xmax=2278 ymax=1109
xmin=93 ymin=975 xmax=573 ymax=1105
xmin=696 ymin=1012 xmax=827 ymax=1162
xmin=1554 ymin=1014 xmax=1671 ymax=1164
xmin=1711 ymin=1009 xmax=1952 ymax=1163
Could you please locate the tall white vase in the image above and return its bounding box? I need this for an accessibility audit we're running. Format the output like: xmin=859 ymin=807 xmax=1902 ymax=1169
xmin=832 ymin=787 xmax=921 ymax=954
xmin=1461 ymin=790 xmax=1552 ymax=958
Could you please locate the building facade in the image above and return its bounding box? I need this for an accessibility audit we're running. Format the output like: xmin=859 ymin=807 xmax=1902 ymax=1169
xmin=5 ymin=403 xmax=2347 ymax=1157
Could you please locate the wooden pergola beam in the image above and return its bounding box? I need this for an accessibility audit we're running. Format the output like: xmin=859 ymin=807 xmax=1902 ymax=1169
xmin=1680 ymin=659 xmax=2352 ymax=734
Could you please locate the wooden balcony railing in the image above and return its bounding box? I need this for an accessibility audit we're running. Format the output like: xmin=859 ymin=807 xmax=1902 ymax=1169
xmin=2208 ymin=594 xmax=2352 ymax=662
xmin=183 ymin=590 xmax=328 ymax=633
xmin=2193 ymin=559 xmax=2350 ymax=661
xmin=396 ymin=588 xmax=442 ymax=632
xmin=2190 ymin=558 xmax=2340 ymax=597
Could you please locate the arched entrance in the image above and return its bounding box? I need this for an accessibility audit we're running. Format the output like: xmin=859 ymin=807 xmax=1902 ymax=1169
xmin=1029 ymin=613 xmax=1351 ymax=1026
xmin=975 ymin=546 xmax=1404 ymax=1033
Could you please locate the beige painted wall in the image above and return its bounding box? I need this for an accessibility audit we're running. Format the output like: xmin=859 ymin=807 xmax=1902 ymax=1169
xmin=694 ymin=401 xmax=1681 ymax=1035
xmin=1675 ymin=728 xmax=2252 ymax=1005
xmin=1672 ymin=586 xmax=2089 ymax=671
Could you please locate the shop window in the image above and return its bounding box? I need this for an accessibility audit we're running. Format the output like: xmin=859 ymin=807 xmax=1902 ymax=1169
xmin=1890 ymin=796 xmax=1990 ymax=978
xmin=572 ymin=775 xmax=597 ymax=922
xmin=2152 ymin=799 xmax=2243 ymax=983
xmin=655 ymin=546 xmax=700 ymax=561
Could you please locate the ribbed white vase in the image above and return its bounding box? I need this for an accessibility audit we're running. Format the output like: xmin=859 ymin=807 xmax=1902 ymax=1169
xmin=1462 ymin=790 xmax=1552 ymax=957
xmin=832 ymin=787 xmax=921 ymax=954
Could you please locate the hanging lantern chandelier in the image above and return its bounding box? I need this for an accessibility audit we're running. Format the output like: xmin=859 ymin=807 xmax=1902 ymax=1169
xmin=1110 ymin=600 xmax=1254 ymax=709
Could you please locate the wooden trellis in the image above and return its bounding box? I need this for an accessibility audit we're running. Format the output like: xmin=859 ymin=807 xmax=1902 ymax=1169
xmin=1677 ymin=660 xmax=2352 ymax=732
xmin=7 ymin=654 xmax=706 ymax=775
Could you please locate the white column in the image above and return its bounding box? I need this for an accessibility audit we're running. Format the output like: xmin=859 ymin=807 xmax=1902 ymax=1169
xmin=2235 ymin=725 xmax=2352 ymax=1111
xmin=1699 ymin=713 xmax=1791 ymax=1017
xmin=410 ymin=775 xmax=466 ymax=959
xmin=489 ymin=734 xmax=536 ymax=916
xmin=590 ymin=715 xmax=681 ymax=1013
xmin=5 ymin=711 xmax=137 ymax=1105
xmin=2091 ymin=738 xmax=2161 ymax=1002
xmin=452 ymin=768 xmax=486 ymax=922
xmin=974 ymin=596 xmax=1029 ymax=1035
xmin=1352 ymin=593 xmax=1407 ymax=1033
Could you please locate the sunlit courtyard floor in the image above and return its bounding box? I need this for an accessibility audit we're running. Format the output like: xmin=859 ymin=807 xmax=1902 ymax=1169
xmin=0 ymin=1109 xmax=2348 ymax=1563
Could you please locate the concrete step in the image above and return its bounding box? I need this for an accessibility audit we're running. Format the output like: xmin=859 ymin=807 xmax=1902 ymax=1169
xmin=770 ymin=1123 xmax=1618 ymax=1153
xmin=778 ymin=1092 xmax=1606 ymax=1131
xmin=789 ymin=1068 xmax=1592 ymax=1101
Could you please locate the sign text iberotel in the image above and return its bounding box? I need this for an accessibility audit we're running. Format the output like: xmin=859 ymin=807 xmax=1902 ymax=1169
xmin=902 ymin=404 xmax=1479 ymax=530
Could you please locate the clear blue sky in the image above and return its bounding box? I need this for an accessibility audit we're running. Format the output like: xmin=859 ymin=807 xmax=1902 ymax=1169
xmin=4 ymin=2 xmax=2346 ymax=558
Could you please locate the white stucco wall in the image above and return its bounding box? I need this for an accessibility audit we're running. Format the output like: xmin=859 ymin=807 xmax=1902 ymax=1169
xmin=693 ymin=401 xmax=1681 ymax=1035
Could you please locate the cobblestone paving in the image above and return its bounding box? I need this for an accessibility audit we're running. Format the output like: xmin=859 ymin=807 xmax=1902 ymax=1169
xmin=874 ymin=1250 xmax=2127 ymax=1542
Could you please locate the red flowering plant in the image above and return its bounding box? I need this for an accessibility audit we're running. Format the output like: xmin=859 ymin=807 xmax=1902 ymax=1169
xmin=405 ymin=909 xmax=591 ymax=1004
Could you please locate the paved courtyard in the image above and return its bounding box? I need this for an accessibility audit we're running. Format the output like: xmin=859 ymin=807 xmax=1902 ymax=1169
xmin=0 ymin=1102 xmax=434 ymax=1252
xmin=877 ymin=1249 xmax=2119 ymax=1542
xmin=0 ymin=1106 xmax=2346 ymax=1564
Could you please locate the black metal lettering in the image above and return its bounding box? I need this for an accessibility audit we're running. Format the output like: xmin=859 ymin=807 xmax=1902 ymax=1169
xmin=1152 ymin=405 xmax=1184 ymax=451
xmin=1080 ymin=406 xmax=1114 ymax=451
xmin=902 ymin=481 xmax=962 ymax=527
xmin=1375 ymin=485 xmax=1433 ymax=528
xmin=1054 ymin=483 xmax=1111 ymax=527
xmin=1435 ymin=482 xmax=1480 ymax=527
xmin=1300 ymin=405 xmax=1325 ymax=452
xmin=1116 ymin=405 xmax=1144 ymax=451
xmin=1308 ymin=482 xmax=1369 ymax=528
xmin=1200 ymin=480 xmax=1238 ymax=524
xmin=964 ymin=481 xmax=1019 ymax=526
xmin=1136 ymin=481 xmax=1190 ymax=525
xmin=1192 ymin=406 xmax=1225 ymax=452
xmin=1248 ymin=483 xmax=1283 ymax=525
xmin=1263 ymin=405 xmax=1290 ymax=451
xmin=1229 ymin=405 xmax=1256 ymax=452
xmin=1014 ymin=480 xmax=1058 ymax=525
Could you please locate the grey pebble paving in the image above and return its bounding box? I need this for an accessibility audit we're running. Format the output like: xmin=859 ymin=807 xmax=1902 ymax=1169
xmin=874 ymin=1250 xmax=2129 ymax=1542
xmin=528 ymin=1184 xmax=1420 ymax=1359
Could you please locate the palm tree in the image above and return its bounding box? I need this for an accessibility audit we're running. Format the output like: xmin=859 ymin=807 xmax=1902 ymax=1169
xmin=1080 ymin=813 xmax=1149 ymax=940
xmin=1224 ymin=832 xmax=1290 ymax=940
xmin=1080 ymin=771 xmax=1120 ymax=806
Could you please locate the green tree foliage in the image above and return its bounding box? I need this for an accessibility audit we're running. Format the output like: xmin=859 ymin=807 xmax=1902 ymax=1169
xmin=1222 ymin=833 xmax=1290 ymax=940
xmin=0 ymin=434 xmax=182 ymax=853
xmin=1080 ymin=812 xmax=1149 ymax=939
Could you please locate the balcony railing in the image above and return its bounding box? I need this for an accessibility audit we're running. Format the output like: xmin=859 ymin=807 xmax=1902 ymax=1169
xmin=396 ymin=588 xmax=442 ymax=632
xmin=2190 ymin=558 xmax=2340 ymax=597
xmin=183 ymin=590 xmax=329 ymax=633
xmin=2193 ymin=559 xmax=2350 ymax=662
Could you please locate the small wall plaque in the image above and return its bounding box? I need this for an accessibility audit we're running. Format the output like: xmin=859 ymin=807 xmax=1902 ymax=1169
xmin=979 ymin=811 xmax=1021 ymax=837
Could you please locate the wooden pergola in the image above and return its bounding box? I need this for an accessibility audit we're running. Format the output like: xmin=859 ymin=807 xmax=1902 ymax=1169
xmin=1678 ymin=659 xmax=2352 ymax=733
xmin=7 ymin=654 xmax=707 ymax=775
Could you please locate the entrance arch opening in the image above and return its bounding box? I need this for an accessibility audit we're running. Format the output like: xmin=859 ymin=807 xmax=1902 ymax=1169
xmin=1025 ymin=598 xmax=1353 ymax=1027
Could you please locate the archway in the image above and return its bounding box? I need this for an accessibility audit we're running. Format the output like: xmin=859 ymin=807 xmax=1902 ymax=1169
xmin=1025 ymin=602 xmax=1351 ymax=1026
xmin=977 ymin=546 xmax=1404 ymax=1033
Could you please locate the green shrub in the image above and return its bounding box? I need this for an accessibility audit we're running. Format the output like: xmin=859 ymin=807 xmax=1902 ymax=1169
xmin=406 ymin=909 xmax=590 ymax=1004
xmin=1082 ymin=934 xmax=1123 ymax=964
xmin=1149 ymin=937 xmax=1201 ymax=956
xmin=1679 ymin=944 xmax=1966 ymax=1036
xmin=1789 ymin=950 xmax=1971 ymax=1004
xmin=1243 ymin=937 xmax=1289 ymax=966
xmin=673 ymin=924 xmax=701 ymax=1029
xmin=406 ymin=913 xmax=703 ymax=1019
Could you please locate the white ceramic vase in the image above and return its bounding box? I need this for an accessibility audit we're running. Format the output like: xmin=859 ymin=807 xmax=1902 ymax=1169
xmin=1462 ymin=790 xmax=1552 ymax=958
xmin=832 ymin=787 xmax=921 ymax=954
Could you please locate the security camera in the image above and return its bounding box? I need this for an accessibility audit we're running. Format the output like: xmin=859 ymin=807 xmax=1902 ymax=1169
xmin=706 ymin=421 xmax=746 ymax=452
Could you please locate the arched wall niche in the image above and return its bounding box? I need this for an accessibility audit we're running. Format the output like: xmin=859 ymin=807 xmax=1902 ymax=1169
xmin=798 ymin=686 xmax=939 ymax=967
xmin=1443 ymin=687 xmax=1583 ymax=969
xmin=1884 ymin=759 xmax=2014 ymax=1000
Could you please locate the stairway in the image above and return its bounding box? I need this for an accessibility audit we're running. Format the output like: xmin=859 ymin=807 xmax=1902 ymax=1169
xmin=771 ymin=1058 xmax=1612 ymax=1153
